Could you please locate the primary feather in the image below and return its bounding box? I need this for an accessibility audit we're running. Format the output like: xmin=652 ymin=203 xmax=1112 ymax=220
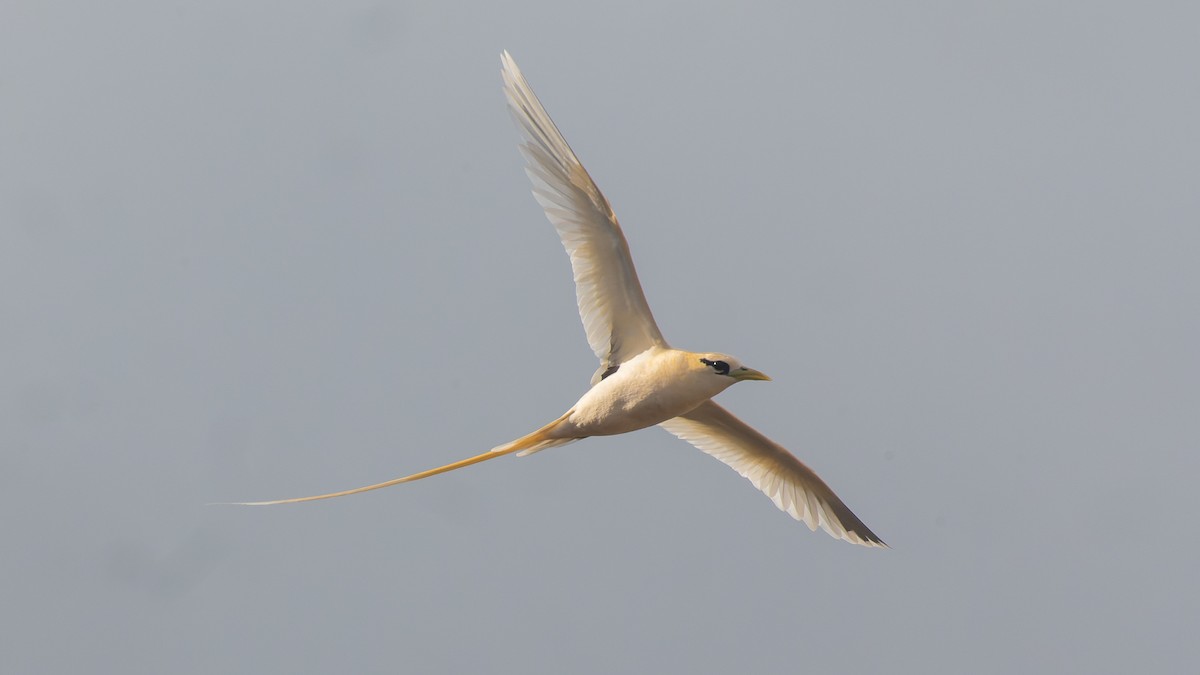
xmin=502 ymin=51 xmax=666 ymax=383
xmin=660 ymin=401 xmax=886 ymax=547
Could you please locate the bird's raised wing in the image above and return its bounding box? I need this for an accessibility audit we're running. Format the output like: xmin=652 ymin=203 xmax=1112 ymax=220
xmin=660 ymin=401 xmax=886 ymax=547
xmin=502 ymin=51 xmax=667 ymax=382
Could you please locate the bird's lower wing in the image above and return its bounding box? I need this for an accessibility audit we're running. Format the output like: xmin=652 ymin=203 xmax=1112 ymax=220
xmin=501 ymin=51 xmax=667 ymax=380
xmin=659 ymin=401 xmax=886 ymax=547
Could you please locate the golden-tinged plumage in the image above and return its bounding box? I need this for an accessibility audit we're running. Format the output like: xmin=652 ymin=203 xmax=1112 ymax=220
xmin=230 ymin=52 xmax=885 ymax=548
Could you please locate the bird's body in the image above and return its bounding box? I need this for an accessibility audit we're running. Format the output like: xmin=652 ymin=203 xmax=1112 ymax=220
xmin=233 ymin=52 xmax=886 ymax=548
xmin=553 ymin=348 xmax=753 ymax=440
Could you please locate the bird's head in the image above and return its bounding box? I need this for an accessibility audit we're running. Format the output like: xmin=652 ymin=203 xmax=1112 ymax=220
xmin=694 ymin=353 xmax=771 ymax=385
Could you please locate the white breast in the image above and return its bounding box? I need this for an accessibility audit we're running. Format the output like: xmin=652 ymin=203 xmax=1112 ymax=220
xmin=561 ymin=348 xmax=732 ymax=437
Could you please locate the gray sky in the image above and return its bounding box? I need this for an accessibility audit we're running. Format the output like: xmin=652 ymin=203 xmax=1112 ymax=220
xmin=4 ymin=2 xmax=1198 ymax=673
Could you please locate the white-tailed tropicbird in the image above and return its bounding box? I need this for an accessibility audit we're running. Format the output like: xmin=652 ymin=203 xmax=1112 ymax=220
xmin=233 ymin=52 xmax=885 ymax=548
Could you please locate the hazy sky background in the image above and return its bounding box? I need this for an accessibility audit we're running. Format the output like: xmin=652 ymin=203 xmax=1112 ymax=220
xmin=4 ymin=2 xmax=1198 ymax=673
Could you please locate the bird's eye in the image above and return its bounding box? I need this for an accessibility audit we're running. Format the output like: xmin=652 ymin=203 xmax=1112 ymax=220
xmin=700 ymin=358 xmax=730 ymax=375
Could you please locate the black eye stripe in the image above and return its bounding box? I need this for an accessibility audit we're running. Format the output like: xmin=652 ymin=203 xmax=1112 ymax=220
xmin=699 ymin=358 xmax=730 ymax=375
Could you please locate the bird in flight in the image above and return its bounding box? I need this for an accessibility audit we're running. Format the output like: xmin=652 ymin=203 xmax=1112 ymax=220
xmin=233 ymin=52 xmax=885 ymax=548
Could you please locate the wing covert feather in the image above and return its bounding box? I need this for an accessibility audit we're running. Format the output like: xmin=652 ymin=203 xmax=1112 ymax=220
xmin=660 ymin=401 xmax=886 ymax=547
xmin=501 ymin=52 xmax=666 ymax=379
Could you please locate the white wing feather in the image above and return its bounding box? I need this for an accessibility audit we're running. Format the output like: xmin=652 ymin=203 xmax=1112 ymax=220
xmin=660 ymin=401 xmax=886 ymax=547
xmin=502 ymin=52 xmax=667 ymax=381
